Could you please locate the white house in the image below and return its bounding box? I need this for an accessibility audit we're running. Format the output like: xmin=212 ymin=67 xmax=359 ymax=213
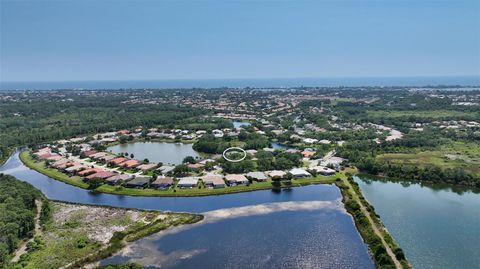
xmin=289 ymin=168 xmax=311 ymax=178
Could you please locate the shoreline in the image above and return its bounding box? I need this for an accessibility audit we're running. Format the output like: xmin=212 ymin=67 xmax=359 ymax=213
xmin=19 ymin=150 xmax=338 ymax=197
xmin=336 ymin=176 xmax=411 ymax=269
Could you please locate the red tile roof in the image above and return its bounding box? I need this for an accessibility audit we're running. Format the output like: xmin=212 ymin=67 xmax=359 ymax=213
xmin=86 ymin=171 xmax=117 ymax=180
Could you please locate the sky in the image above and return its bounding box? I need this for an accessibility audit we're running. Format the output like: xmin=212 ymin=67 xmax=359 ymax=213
xmin=1 ymin=0 xmax=479 ymax=82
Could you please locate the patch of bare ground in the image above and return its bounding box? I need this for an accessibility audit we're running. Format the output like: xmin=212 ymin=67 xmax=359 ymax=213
xmin=12 ymin=202 xmax=199 ymax=269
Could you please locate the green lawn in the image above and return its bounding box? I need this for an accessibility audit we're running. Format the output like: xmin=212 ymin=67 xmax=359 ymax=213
xmin=20 ymin=150 xmax=340 ymax=197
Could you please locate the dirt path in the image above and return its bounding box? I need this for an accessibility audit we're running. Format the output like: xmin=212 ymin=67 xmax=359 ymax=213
xmin=11 ymin=199 xmax=43 ymax=263
xmin=344 ymin=179 xmax=403 ymax=269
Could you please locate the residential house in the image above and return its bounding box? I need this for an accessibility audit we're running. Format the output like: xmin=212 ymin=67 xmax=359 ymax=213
xmin=158 ymin=165 xmax=175 ymax=175
xmin=202 ymin=175 xmax=226 ymax=188
xmin=289 ymin=168 xmax=311 ymax=178
xmin=121 ymin=159 xmax=141 ymax=169
xmin=301 ymin=151 xmax=315 ymax=158
xmin=268 ymin=170 xmax=286 ymax=180
xmin=86 ymin=171 xmax=117 ymax=181
xmin=309 ymin=166 xmax=336 ymax=176
xmin=65 ymin=164 xmax=87 ymax=175
xmin=78 ymin=168 xmax=103 ymax=177
xmin=150 ymin=176 xmax=174 ymax=189
xmin=137 ymin=163 xmax=157 ymax=172
xmin=125 ymin=176 xmax=151 ymax=188
xmin=177 ymin=177 xmax=199 ymax=188
xmin=246 ymin=171 xmax=267 ymax=182
xmin=187 ymin=163 xmax=204 ymax=170
xmin=109 ymin=157 xmax=127 ymax=166
xmin=105 ymin=174 xmax=133 ymax=185
xmin=225 ymin=174 xmax=249 ymax=186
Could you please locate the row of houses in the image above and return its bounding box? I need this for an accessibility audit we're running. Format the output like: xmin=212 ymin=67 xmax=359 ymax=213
xmin=81 ymin=150 xmax=158 ymax=172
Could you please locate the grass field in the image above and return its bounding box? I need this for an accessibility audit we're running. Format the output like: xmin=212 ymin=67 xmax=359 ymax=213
xmin=377 ymin=141 xmax=480 ymax=175
xmin=20 ymin=150 xmax=340 ymax=197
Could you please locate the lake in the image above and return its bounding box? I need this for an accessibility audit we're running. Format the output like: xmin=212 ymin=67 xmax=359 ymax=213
xmin=107 ymin=142 xmax=200 ymax=165
xmin=354 ymin=176 xmax=480 ymax=269
xmin=0 ymin=150 xmax=375 ymax=268
xmin=101 ymin=206 xmax=374 ymax=269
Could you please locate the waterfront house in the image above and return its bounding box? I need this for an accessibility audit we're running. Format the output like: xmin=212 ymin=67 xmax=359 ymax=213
xmin=309 ymin=166 xmax=336 ymax=176
xmin=289 ymin=168 xmax=311 ymax=178
xmin=125 ymin=176 xmax=151 ymax=188
xmin=268 ymin=170 xmax=286 ymax=180
xmin=187 ymin=163 xmax=204 ymax=170
xmin=246 ymin=171 xmax=267 ymax=182
xmin=224 ymin=174 xmax=249 ymax=186
xmin=105 ymin=174 xmax=133 ymax=185
xmin=150 ymin=176 xmax=174 ymax=189
xmin=121 ymin=159 xmax=141 ymax=169
xmin=177 ymin=177 xmax=199 ymax=188
xmin=202 ymin=175 xmax=226 ymax=188
xmin=137 ymin=163 xmax=157 ymax=172
xmin=109 ymin=157 xmax=127 ymax=166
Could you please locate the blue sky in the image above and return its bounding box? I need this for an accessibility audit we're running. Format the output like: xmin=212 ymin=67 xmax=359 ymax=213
xmin=1 ymin=0 xmax=479 ymax=82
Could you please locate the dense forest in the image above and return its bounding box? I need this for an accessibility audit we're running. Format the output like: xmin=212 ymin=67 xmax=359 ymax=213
xmin=0 ymin=174 xmax=50 ymax=267
xmin=0 ymin=90 xmax=222 ymax=164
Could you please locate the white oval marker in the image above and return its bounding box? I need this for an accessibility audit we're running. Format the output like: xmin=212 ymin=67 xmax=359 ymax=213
xmin=222 ymin=147 xmax=247 ymax=163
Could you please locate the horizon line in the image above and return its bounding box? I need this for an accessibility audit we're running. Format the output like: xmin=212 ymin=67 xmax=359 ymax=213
xmin=2 ymin=74 xmax=479 ymax=84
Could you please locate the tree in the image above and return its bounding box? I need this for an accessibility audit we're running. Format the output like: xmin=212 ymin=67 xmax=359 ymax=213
xmin=119 ymin=135 xmax=128 ymax=144
xmin=172 ymin=164 xmax=191 ymax=176
xmin=87 ymin=178 xmax=103 ymax=190
xmin=183 ymin=156 xmax=196 ymax=164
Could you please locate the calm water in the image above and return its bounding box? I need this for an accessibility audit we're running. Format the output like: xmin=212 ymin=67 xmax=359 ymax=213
xmin=0 ymin=150 xmax=374 ymax=268
xmin=1 ymin=150 xmax=338 ymax=212
xmin=354 ymin=176 xmax=480 ymax=269
xmin=107 ymin=142 xmax=200 ymax=165
xmin=101 ymin=209 xmax=374 ymax=269
xmin=1 ymin=76 xmax=479 ymax=90
xmin=232 ymin=121 xmax=251 ymax=128
xmin=270 ymin=141 xmax=294 ymax=149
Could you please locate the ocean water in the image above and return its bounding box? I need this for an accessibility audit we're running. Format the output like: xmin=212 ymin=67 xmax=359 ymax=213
xmin=1 ymin=76 xmax=479 ymax=90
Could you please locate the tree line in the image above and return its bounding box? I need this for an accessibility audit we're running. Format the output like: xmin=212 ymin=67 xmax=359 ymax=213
xmin=0 ymin=174 xmax=51 ymax=267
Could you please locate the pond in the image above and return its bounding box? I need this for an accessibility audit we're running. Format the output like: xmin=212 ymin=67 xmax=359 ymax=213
xmin=270 ymin=141 xmax=294 ymax=150
xmin=0 ymin=150 xmax=375 ymax=268
xmin=107 ymin=142 xmax=200 ymax=165
xmin=354 ymin=176 xmax=480 ymax=269
xmin=232 ymin=121 xmax=251 ymax=128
